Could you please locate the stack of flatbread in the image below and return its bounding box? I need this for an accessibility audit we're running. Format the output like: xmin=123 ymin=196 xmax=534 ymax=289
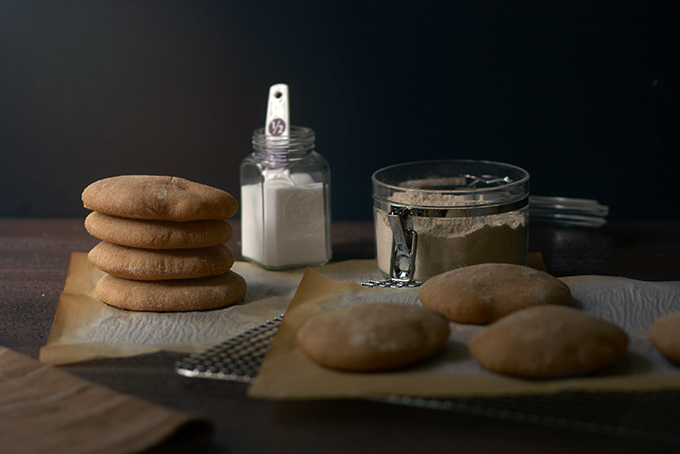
xmin=82 ymin=175 xmax=246 ymax=312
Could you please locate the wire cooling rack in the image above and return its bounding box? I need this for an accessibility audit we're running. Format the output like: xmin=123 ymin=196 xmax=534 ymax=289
xmin=175 ymin=315 xmax=284 ymax=383
xmin=175 ymin=317 xmax=680 ymax=445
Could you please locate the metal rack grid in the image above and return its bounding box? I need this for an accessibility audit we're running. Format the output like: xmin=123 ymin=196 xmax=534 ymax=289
xmin=175 ymin=315 xmax=283 ymax=383
xmin=175 ymin=317 xmax=680 ymax=445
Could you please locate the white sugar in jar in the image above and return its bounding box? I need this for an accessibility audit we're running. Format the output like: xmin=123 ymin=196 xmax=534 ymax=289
xmin=372 ymin=160 xmax=529 ymax=282
xmin=240 ymin=126 xmax=332 ymax=270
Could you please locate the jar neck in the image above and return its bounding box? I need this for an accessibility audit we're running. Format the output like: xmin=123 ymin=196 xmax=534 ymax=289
xmin=252 ymin=126 xmax=315 ymax=161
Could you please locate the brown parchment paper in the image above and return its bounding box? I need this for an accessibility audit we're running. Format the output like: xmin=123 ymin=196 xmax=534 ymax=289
xmin=40 ymin=252 xmax=386 ymax=366
xmin=248 ymin=268 xmax=680 ymax=400
xmin=2 ymin=347 xmax=212 ymax=454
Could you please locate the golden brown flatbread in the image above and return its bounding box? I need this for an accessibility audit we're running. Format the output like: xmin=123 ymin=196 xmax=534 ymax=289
xmin=469 ymin=305 xmax=628 ymax=379
xmin=418 ymin=263 xmax=572 ymax=324
xmin=297 ymin=303 xmax=450 ymax=372
xmin=88 ymin=241 xmax=235 ymax=281
xmin=649 ymin=312 xmax=680 ymax=364
xmin=84 ymin=212 xmax=232 ymax=249
xmin=95 ymin=271 xmax=247 ymax=312
xmin=82 ymin=175 xmax=238 ymax=221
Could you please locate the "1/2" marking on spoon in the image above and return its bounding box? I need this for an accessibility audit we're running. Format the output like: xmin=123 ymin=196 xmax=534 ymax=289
xmin=266 ymin=84 xmax=289 ymax=137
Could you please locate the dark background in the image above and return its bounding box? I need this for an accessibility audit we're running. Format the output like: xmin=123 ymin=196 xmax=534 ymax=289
xmin=1 ymin=0 xmax=678 ymax=221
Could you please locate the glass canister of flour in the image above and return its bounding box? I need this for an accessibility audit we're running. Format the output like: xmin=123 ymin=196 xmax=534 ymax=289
xmin=240 ymin=126 xmax=332 ymax=270
xmin=372 ymin=160 xmax=529 ymax=282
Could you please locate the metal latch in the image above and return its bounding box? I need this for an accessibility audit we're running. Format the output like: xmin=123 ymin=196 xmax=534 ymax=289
xmin=388 ymin=207 xmax=418 ymax=282
xmin=362 ymin=207 xmax=422 ymax=288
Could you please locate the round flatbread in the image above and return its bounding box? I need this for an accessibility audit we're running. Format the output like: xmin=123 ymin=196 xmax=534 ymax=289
xmin=418 ymin=263 xmax=572 ymax=324
xmin=88 ymin=241 xmax=235 ymax=281
xmin=469 ymin=305 xmax=628 ymax=378
xmin=82 ymin=175 xmax=238 ymax=221
xmin=95 ymin=271 xmax=247 ymax=312
xmin=85 ymin=212 xmax=232 ymax=249
xmin=297 ymin=303 xmax=450 ymax=372
xmin=649 ymin=312 xmax=680 ymax=364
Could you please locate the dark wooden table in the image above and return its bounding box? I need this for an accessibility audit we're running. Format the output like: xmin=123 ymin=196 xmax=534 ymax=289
xmin=1 ymin=218 xmax=680 ymax=453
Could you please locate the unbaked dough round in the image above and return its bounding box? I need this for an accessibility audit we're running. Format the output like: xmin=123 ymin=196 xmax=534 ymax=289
xmin=85 ymin=212 xmax=233 ymax=249
xmin=88 ymin=241 xmax=235 ymax=281
xmin=82 ymin=175 xmax=238 ymax=221
xmin=649 ymin=312 xmax=680 ymax=364
xmin=469 ymin=305 xmax=628 ymax=378
xmin=418 ymin=263 xmax=572 ymax=324
xmin=95 ymin=270 xmax=246 ymax=312
xmin=297 ymin=303 xmax=450 ymax=372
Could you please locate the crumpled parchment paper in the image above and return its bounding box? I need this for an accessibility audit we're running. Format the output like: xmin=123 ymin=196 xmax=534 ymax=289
xmin=248 ymin=268 xmax=680 ymax=399
xmin=39 ymin=252 xmax=383 ymax=365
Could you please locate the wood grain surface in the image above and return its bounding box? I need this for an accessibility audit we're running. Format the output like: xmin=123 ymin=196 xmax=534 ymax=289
xmin=1 ymin=218 xmax=680 ymax=453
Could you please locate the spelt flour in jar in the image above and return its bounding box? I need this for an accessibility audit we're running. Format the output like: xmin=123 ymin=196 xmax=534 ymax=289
xmin=375 ymin=209 xmax=527 ymax=282
xmin=372 ymin=160 xmax=530 ymax=282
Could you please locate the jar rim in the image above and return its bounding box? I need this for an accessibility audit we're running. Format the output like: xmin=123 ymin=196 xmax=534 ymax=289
xmin=372 ymin=159 xmax=530 ymax=209
xmin=252 ymin=125 xmax=315 ymax=155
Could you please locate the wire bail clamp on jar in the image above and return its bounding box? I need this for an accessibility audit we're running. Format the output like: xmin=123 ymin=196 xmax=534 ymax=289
xmin=388 ymin=207 xmax=419 ymax=283
xmin=361 ymin=206 xmax=423 ymax=289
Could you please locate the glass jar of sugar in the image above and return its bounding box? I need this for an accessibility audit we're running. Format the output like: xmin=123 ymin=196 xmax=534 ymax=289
xmin=372 ymin=160 xmax=529 ymax=282
xmin=240 ymin=126 xmax=332 ymax=269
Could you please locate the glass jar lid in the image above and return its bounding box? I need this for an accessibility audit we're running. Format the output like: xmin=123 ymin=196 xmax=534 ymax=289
xmin=372 ymin=160 xmax=530 ymax=217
